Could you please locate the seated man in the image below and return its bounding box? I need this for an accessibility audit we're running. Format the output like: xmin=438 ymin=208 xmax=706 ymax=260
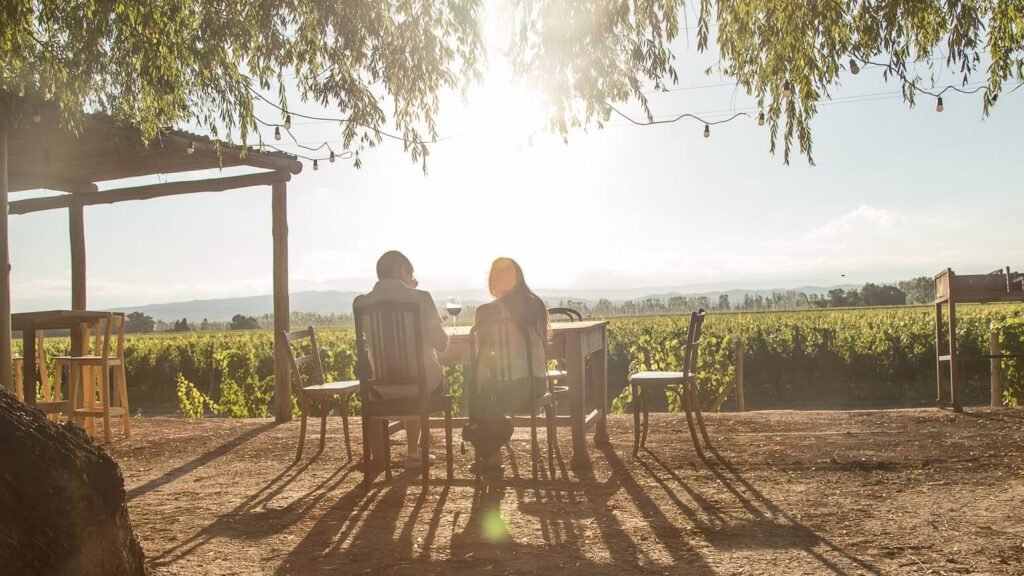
xmin=353 ymin=250 xmax=449 ymax=469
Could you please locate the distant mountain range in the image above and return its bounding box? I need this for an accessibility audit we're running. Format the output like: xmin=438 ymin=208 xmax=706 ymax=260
xmin=114 ymin=284 xmax=860 ymax=322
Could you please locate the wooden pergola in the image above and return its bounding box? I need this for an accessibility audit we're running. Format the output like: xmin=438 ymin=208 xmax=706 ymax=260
xmin=0 ymin=111 xmax=303 ymax=422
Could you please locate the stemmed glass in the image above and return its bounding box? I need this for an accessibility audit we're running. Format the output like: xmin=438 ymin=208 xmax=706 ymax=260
xmin=445 ymin=296 xmax=462 ymax=327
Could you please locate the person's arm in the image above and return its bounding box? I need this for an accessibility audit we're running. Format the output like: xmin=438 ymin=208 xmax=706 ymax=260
xmin=420 ymin=291 xmax=449 ymax=353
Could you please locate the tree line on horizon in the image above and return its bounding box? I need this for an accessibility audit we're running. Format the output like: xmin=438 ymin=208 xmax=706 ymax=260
xmin=122 ymin=277 xmax=936 ymax=333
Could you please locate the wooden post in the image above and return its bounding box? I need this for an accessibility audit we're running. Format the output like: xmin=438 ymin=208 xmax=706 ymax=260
xmin=69 ymin=205 xmax=86 ymax=356
xmin=0 ymin=131 xmax=12 ymax=393
xmin=948 ymin=301 xmax=961 ymax=412
xmin=990 ymin=330 xmax=1003 ymax=408
xmin=935 ymin=302 xmax=946 ymax=407
xmin=735 ymin=341 xmax=745 ymax=412
xmin=272 ymin=180 xmax=291 ymax=422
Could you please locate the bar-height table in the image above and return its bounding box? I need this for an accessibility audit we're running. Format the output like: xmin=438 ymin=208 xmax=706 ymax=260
xmin=11 ymin=310 xmax=109 ymax=414
xmin=439 ymin=320 xmax=611 ymax=466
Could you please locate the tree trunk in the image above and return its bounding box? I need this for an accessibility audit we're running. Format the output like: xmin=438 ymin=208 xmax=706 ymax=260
xmin=0 ymin=387 xmax=146 ymax=575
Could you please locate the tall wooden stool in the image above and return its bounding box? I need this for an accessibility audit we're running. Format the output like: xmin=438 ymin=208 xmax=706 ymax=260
xmin=55 ymin=313 xmax=130 ymax=443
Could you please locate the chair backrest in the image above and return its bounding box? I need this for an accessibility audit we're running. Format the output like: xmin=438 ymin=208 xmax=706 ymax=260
xmin=547 ymin=307 xmax=582 ymax=322
xmin=469 ymin=317 xmax=542 ymax=409
xmin=83 ymin=313 xmax=125 ymax=358
xmin=353 ymin=300 xmax=427 ymax=399
xmin=283 ymin=326 xmax=327 ymax=392
xmin=683 ymin=309 xmax=707 ymax=375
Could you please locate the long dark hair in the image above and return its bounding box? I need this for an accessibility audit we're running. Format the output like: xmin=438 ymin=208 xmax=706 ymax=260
xmin=488 ymin=257 xmax=548 ymax=338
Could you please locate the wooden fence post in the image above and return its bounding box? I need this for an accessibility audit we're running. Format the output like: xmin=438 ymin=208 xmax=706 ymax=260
xmin=990 ymin=330 xmax=1003 ymax=408
xmin=736 ymin=341 xmax=745 ymax=412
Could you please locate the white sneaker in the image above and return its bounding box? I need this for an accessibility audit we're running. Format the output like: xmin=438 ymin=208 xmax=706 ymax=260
xmin=405 ymin=453 xmax=436 ymax=469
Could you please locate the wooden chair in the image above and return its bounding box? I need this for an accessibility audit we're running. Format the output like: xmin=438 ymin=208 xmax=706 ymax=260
xmin=283 ymin=326 xmax=360 ymax=462
xmin=469 ymin=317 xmax=558 ymax=481
xmin=13 ymin=333 xmax=60 ymax=422
xmin=55 ymin=313 xmax=130 ymax=443
xmin=544 ymin=307 xmax=581 ymax=390
xmin=629 ymin=310 xmax=711 ymax=459
xmin=354 ymin=300 xmax=454 ymax=489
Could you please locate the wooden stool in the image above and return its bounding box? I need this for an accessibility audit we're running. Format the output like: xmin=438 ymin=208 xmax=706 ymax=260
xmin=13 ymin=333 xmax=60 ymax=421
xmin=55 ymin=313 xmax=130 ymax=443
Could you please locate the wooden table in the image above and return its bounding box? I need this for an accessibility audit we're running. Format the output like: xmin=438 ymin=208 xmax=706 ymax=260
xmin=439 ymin=320 xmax=610 ymax=466
xmin=11 ymin=310 xmax=109 ymax=413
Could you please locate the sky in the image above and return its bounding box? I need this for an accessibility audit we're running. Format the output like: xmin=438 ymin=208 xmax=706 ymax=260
xmin=8 ymin=11 xmax=1024 ymax=311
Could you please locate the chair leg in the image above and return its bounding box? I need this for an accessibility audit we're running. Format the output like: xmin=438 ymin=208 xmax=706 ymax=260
xmin=100 ymin=365 xmax=112 ymax=444
xmin=690 ymin=383 xmax=712 ymax=449
xmin=318 ymin=398 xmax=329 ymax=454
xmin=530 ymin=410 xmax=539 ymax=481
xmin=383 ymin=419 xmax=392 ymax=481
xmin=14 ymin=361 xmax=23 ymax=402
xmin=118 ymin=364 xmax=131 ymax=439
xmin=68 ymin=366 xmax=80 ymax=428
xmin=340 ymin=393 xmax=352 ymax=462
xmin=361 ymin=412 xmax=371 ymax=491
xmin=631 ymin=382 xmax=640 ymax=456
xmin=640 ymin=386 xmax=651 ymax=450
xmin=545 ymin=403 xmax=556 ymax=479
xmin=296 ymin=395 xmax=310 ymax=462
xmin=444 ymin=407 xmax=453 ymax=481
xmin=681 ymin=385 xmax=705 ymax=460
xmin=421 ymin=414 xmax=430 ymax=488
xmin=84 ymin=367 xmax=97 ymax=437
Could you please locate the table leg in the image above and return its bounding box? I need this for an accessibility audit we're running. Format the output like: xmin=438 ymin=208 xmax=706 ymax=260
xmin=22 ymin=328 xmax=36 ymax=407
xmin=566 ymin=332 xmax=587 ymax=467
xmin=949 ymin=301 xmax=961 ymax=412
xmin=935 ymin=302 xmax=945 ymax=407
xmin=593 ymin=330 xmax=609 ymax=445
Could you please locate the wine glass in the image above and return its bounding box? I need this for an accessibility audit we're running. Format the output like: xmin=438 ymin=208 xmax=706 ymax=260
xmin=445 ymin=296 xmax=462 ymax=327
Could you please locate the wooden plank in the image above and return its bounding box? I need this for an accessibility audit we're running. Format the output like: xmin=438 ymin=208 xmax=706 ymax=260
xmin=0 ymin=131 xmax=11 ymax=393
xmin=272 ymin=180 xmax=292 ymax=422
xmin=70 ymin=205 xmax=87 ymax=356
xmin=949 ymin=301 xmax=961 ymax=412
xmin=161 ymin=133 xmax=304 ymax=175
xmin=935 ymin=303 xmax=946 ymax=407
xmin=990 ymin=331 xmax=1003 ymax=407
xmin=9 ymin=171 xmax=291 ymax=215
xmin=8 ymin=172 xmax=98 ymax=194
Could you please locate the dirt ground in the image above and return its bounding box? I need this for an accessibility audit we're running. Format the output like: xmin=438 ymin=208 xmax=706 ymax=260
xmin=106 ymin=408 xmax=1024 ymax=576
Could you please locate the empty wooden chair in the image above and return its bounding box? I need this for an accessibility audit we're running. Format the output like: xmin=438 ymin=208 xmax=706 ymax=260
xmin=283 ymin=326 xmax=360 ymax=462
xmin=55 ymin=313 xmax=130 ymax=443
xmin=354 ymin=300 xmax=454 ymax=489
xmin=469 ymin=317 xmax=558 ymax=480
xmin=13 ymin=333 xmax=59 ymax=421
xmin=629 ymin=310 xmax=711 ymax=459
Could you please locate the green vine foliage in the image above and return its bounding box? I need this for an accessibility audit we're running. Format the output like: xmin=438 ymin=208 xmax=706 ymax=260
xmin=33 ymin=303 xmax=1024 ymax=419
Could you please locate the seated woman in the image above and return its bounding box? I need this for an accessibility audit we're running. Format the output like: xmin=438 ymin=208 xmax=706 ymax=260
xmin=465 ymin=257 xmax=550 ymax=476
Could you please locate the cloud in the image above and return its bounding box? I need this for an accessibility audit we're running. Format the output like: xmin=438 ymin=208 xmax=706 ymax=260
xmin=806 ymin=205 xmax=905 ymax=241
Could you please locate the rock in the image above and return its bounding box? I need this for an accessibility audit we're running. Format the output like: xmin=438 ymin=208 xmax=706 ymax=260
xmin=0 ymin=386 xmax=146 ymax=575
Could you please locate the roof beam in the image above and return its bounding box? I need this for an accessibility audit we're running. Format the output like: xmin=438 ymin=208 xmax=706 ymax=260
xmin=9 ymin=170 xmax=290 ymax=215
xmin=161 ymin=133 xmax=304 ymax=175
xmin=8 ymin=172 xmax=98 ymax=194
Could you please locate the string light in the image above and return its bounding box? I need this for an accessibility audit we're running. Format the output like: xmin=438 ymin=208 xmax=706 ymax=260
xmin=936 ymin=96 xmax=944 ymax=112
xmin=703 ymin=124 xmax=710 ymax=138
xmin=186 ymin=141 xmax=196 ymax=154
xmin=783 ymin=81 xmax=792 ymax=99
xmin=274 ymin=126 xmax=282 ymax=140
xmin=757 ymin=111 xmax=765 ymax=126
xmin=313 ymin=159 xmax=319 ymax=171
xmin=283 ymin=114 xmax=292 ymax=130
xmin=329 ymin=150 xmax=336 ymax=163
xmin=849 ymin=59 xmax=860 ymax=75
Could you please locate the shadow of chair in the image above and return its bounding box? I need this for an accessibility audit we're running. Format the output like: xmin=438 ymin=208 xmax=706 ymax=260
xmin=283 ymin=326 xmax=360 ymax=462
xmin=468 ymin=317 xmax=557 ymax=481
xmin=354 ymin=299 xmax=454 ymax=489
xmin=629 ymin=309 xmax=712 ymax=459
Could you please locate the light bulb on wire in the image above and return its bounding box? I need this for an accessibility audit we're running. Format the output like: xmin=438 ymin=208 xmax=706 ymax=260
xmin=757 ymin=111 xmax=765 ymax=126
xmin=313 ymin=159 xmax=319 ymax=171
xmin=329 ymin=150 xmax=336 ymax=163
xmin=186 ymin=141 xmax=196 ymax=155
xmin=703 ymin=124 xmax=710 ymax=138
xmin=849 ymin=59 xmax=860 ymax=75
xmin=274 ymin=126 xmax=282 ymax=140
xmin=783 ymin=81 xmax=792 ymax=99
xmin=283 ymin=114 xmax=292 ymax=130
xmin=936 ymin=96 xmax=944 ymax=112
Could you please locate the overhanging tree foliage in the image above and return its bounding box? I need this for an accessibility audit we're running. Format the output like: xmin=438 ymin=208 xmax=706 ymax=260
xmin=2 ymin=1 xmax=1021 ymax=167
